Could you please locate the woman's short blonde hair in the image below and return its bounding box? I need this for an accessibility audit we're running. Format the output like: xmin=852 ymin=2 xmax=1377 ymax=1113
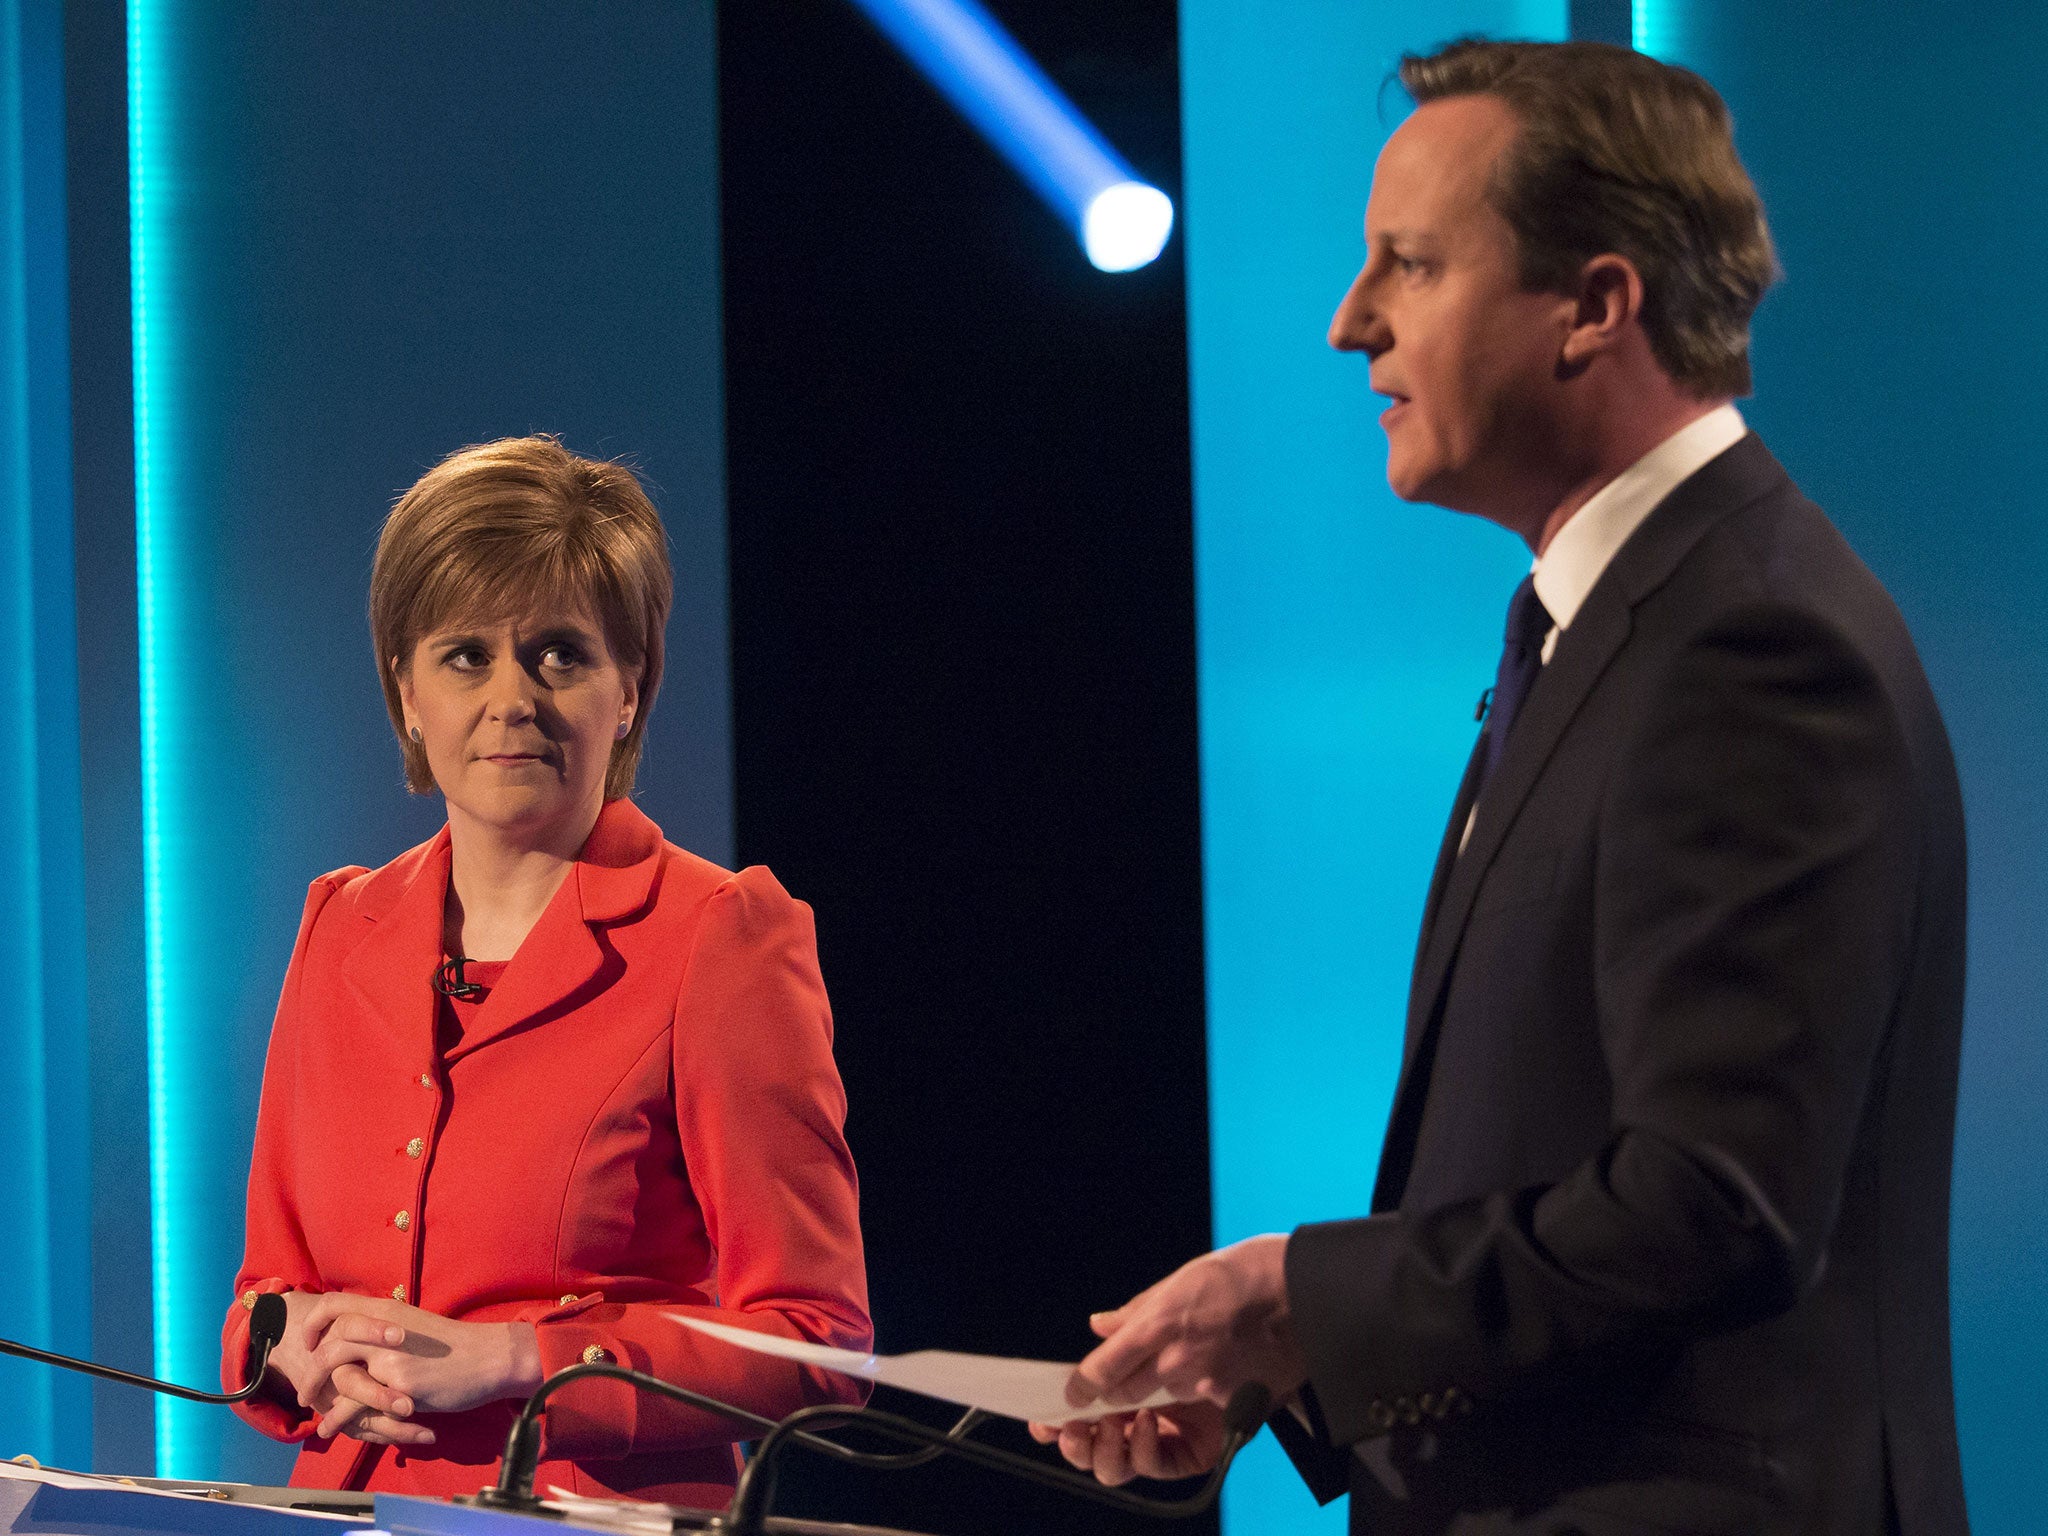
xmin=370 ymin=436 xmax=673 ymax=799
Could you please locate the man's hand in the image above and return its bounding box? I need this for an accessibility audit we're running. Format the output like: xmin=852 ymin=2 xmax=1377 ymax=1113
xmin=1027 ymin=1402 xmax=1226 ymax=1486
xmin=1066 ymin=1234 xmax=1306 ymax=1411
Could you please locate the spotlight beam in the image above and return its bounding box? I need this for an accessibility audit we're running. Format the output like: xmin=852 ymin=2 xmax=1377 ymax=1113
xmin=842 ymin=0 xmax=1175 ymax=272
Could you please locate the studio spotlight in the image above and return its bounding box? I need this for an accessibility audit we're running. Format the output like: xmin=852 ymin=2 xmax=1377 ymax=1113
xmin=846 ymin=0 xmax=1176 ymax=272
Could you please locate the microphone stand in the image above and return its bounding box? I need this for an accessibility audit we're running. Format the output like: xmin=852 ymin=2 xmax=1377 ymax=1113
xmin=721 ymin=1383 xmax=1272 ymax=1536
xmin=468 ymin=1362 xmax=988 ymax=1513
xmin=0 ymin=1293 xmax=287 ymax=1405
xmin=474 ymin=1361 xmax=1267 ymax=1532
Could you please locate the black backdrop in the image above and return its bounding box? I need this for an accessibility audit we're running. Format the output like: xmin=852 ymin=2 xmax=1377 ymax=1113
xmin=720 ymin=2 xmax=1217 ymax=1530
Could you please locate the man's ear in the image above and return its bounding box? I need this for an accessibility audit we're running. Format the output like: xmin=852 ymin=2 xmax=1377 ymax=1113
xmin=1560 ymin=253 xmax=1644 ymax=369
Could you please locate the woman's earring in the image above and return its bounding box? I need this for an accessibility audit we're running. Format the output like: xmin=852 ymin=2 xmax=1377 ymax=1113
xmin=409 ymin=726 xmax=423 ymax=743
xmin=616 ymin=719 xmax=631 ymax=740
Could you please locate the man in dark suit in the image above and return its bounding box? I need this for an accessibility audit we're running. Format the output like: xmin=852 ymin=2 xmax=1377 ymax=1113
xmin=1036 ymin=39 xmax=1969 ymax=1536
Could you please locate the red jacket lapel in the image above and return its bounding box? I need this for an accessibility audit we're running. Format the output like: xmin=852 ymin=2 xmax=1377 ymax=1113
xmin=342 ymin=828 xmax=450 ymax=1054
xmin=446 ymin=798 xmax=666 ymax=1059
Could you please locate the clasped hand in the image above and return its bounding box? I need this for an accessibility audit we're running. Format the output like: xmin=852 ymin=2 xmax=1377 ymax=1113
xmin=263 ymin=1291 xmax=542 ymax=1447
xmin=1027 ymin=1234 xmax=1305 ymax=1486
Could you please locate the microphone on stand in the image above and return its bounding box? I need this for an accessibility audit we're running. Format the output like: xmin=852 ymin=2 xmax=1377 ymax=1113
xmin=466 ymin=1364 xmax=990 ymax=1514
xmin=471 ymin=1355 xmax=1271 ymax=1532
xmin=722 ymin=1380 xmax=1274 ymax=1533
xmin=0 ymin=1292 xmax=288 ymax=1405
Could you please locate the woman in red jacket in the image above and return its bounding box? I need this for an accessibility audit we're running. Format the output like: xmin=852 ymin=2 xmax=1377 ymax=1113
xmin=218 ymin=436 xmax=870 ymax=1505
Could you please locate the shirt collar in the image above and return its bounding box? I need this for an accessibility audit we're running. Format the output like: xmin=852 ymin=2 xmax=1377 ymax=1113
xmin=1531 ymin=403 xmax=1747 ymax=637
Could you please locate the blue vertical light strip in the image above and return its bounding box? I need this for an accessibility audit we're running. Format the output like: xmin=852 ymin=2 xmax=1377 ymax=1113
xmin=0 ymin=0 xmax=55 ymax=1458
xmin=1631 ymin=0 xmax=1681 ymax=56
xmin=126 ymin=0 xmax=197 ymax=1474
xmin=0 ymin=0 xmax=93 ymax=1468
xmin=1178 ymin=5 xmax=1561 ymax=1532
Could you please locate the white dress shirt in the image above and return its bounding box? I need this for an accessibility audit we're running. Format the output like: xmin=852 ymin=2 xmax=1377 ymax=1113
xmin=1531 ymin=403 xmax=1748 ymax=661
xmin=1457 ymin=403 xmax=1747 ymax=854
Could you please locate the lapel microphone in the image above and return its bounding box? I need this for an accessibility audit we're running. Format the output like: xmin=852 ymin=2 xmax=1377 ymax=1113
xmin=432 ymin=956 xmax=485 ymax=1000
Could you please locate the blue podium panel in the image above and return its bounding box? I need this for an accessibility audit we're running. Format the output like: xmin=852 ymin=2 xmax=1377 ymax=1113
xmin=376 ymin=1495 xmax=564 ymax=1536
xmin=376 ymin=1492 xmax=939 ymax=1536
xmin=0 ymin=1473 xmax=365 ymax=1534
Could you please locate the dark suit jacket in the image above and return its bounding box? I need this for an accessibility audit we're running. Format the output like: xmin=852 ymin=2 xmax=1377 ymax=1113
xmin=1272 ymin=436 xmax=1969 ymax=1536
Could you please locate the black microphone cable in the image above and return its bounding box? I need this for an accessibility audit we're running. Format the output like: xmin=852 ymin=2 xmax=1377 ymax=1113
xmin=722 ymin=1381 xmax=1274 ymax=1535
xmin=0 ymin=1292 xmax=288 ymax=1405
xmin=466 ymin=1362 xmax=989 ymax=1512
xmin=470 ymin=1360 xmax=1269 ymax=1529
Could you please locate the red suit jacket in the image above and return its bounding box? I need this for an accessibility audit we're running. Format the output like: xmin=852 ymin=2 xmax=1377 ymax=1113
xmin=219 ymin=797 xmax=871 ymax=1505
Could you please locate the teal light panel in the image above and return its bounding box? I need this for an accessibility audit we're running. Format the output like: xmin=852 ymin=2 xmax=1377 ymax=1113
xmin=1177 ymin=4 xmax=1561 ymax=1532
xmin=126 ymin=0 xmax=209 ymax=1474
xmin=0 ymin=0 xmax=92 ymax=1469
xmin=1631 ymin=0 xmax=1683 ymax=57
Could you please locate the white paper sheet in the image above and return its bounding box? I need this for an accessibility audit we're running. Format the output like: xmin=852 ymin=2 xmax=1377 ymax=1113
xmin=669 ymin=1315 xmax=1181 ymax=1425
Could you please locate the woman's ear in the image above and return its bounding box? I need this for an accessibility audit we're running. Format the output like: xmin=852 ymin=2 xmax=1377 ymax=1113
xmin=617 ymin=668 xmax=641 ymax=738
xmin=393 ymin=654 xmax=418 ymax=738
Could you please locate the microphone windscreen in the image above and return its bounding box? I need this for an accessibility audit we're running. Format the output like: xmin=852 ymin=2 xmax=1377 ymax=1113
xmin=1222 ymin=1380 xmax=1275 ymax=1437
xmin=249 ymin=1293 xmax=288 ymax=1353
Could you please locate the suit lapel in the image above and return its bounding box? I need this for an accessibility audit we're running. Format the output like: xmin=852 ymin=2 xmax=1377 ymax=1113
xmin=1409 ymin=730 xmax=1488 ymax=1002
xmin=444 ymin=798 xmax=664 ymax=1060
xmin=447 ymin=882 xmax=607 ymax=1058
xmin=1376 ymin=434 xmax=1794 ymax=1204
xmin=1401 ymin=595 xmax=1634 ymax=1067
xmin=343 ymin=830 xmax=451 ymax=1056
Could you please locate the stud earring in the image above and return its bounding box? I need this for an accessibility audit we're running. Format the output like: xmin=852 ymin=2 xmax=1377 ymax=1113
xmin=616 ymin=719 xmax=631 ymax=740
xmin=409 ymin=726 xmax=422 ymax=743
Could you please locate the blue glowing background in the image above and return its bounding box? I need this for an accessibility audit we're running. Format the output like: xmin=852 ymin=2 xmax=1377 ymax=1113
xmin=1178 ymin=4 xmax=1562 ymax=1531
xmin=0 ymin=0 xmax=92 ymax=1471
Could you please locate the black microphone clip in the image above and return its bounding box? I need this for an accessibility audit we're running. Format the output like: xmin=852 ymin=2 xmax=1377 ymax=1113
xmin=433 ymin=956 xmax=484 ymax=1000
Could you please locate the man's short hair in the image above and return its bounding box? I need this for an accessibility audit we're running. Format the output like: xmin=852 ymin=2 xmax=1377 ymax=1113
xmin=1400 ymin=38 xmax=1778 ymax=399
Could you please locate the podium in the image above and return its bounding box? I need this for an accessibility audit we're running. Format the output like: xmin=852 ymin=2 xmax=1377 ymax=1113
xmin=0 ymin=1467 xmax=935 ymax=1536
xmin=378 ymin=1493 xmax=934 ymax=1535
xmin=0 ymin=1470 xmax=366 ymax=1534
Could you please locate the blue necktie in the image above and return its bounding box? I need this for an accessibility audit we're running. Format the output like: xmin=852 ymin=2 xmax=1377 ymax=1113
xmin=1480 ymin=574 xmax=1553 ymax=786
